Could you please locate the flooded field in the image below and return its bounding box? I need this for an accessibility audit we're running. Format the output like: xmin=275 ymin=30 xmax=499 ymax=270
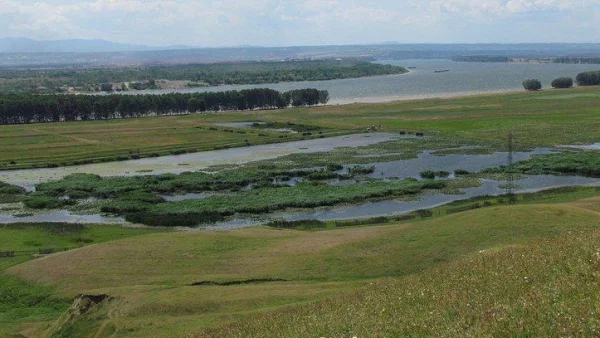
xmin=351 ymin=148 xmax=557 ymax=180
xmin=277 ymin=175 xmax=600 ymax=223
xmin=0 ymin=210 xmax=124 ymax=224
xmin=1 ymin=136 xmax=598 ymax=228
xmin=212 ymin=122 xmax=299 ymax=134
xmin=0 ymin=133 xmax=403 ymax=190
xmin=562 ymin=143 xmax=600 ymax=151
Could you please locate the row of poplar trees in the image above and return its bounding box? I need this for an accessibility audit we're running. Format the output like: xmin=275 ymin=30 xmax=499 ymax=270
xmin=0 ymin=88 xmax=329 ymax=125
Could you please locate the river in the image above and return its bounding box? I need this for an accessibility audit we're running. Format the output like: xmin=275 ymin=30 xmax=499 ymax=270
xmin=129 ymin=59 xmax=600 ymax=104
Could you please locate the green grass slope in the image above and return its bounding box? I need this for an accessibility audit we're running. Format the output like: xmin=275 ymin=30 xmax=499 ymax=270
xmin=5 ymin=203 xmax=600 ymax=337
xmin=9 ymin=205 xmax=600 ymax=293
xmin=0 ymin=224 xmax=164 ymax=337
xmin=206 ymin=228 xmax=600 ymax=337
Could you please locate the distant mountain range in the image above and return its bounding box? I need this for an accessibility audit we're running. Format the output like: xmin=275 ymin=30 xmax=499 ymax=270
xmin=0 ymin=38 xmax=193 ymax=53
xmin=1 ymin=38 xmax=600 ymax=67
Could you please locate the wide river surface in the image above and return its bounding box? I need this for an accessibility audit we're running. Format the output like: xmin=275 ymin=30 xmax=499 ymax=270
xmin=132 ymin=59 xmax=600 ymax=104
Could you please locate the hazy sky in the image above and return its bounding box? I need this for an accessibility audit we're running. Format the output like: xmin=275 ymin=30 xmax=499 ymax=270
xmin=1 ymin=0 xmax=599 ymax=46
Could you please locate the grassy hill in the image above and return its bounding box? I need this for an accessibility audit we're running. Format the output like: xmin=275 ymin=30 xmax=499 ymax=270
xmin=0 ymin=224 xmax=164 ymax=337
xmin=3 ymin=201 xmax=600 ymax=337
xmin=207 ymin=225 xmax=600 ymax=337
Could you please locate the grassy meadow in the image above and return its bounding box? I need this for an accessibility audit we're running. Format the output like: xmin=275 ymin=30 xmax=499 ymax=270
xmin=0 ymin=86 xmax=599 ymax=169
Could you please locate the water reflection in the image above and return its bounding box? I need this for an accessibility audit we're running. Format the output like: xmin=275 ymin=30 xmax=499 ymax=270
xmin=0 ymin=210 xmax=124 ymax=224
xmin=278 ymin=175 xmax=600 ymax=222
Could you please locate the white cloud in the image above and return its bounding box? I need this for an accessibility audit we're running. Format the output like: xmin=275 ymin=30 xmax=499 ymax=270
xmin=0 ymin=0 xmax=599 ymax=45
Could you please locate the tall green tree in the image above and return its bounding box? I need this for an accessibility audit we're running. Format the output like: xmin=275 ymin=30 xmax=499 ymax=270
xmin=522 ymin=79 xmax=542 ymax=91
xmin=551 ymin=77 xmax=573 ymax=89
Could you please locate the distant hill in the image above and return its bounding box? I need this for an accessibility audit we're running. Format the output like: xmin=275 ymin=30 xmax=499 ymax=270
xmin=1 ymin=40 xmax=600 ymax=67
xmin=0 ymin=38 xmax=192 ymax=53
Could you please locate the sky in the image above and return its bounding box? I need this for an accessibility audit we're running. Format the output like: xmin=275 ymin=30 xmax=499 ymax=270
xmin=1 ymin=0 xmax=599 ymax=47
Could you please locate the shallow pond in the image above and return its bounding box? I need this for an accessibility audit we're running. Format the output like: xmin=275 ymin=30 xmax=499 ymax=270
xmin=0 ymin=210 xmax=124 ymax=224
xmin=212 ymin=122 xmax=298 ymax=134
xmin=356 ymin=148 xmax=556 ymax=180
xmin=561 ymin=143 xmax=600 ymax=151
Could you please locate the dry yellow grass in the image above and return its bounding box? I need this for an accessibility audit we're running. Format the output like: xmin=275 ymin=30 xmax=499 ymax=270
xmin=567 ymin=196 xmax=600 ymax=213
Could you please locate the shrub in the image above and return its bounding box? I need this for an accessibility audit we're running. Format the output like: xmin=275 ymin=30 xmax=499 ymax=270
xmin=267 ymin=219 xmax=325 ymax=229
xmin=420 ymin=170 xmax=450 ymax=179
xmin=522 ymin=79 xmax=542 ymax=91
xmin=326 ymin=164 xmax=344 ymax=171
xmin=421 ymin=181 xmax=447 ymax=189
xmin=576 ymin=71 xmax=600 ymax=86
xmin=0 ymin=182 xmax=25 ymax=195
xmin=420 ymin=171 xmax=436 ymax=179
xmin=349 ymin=166 xmax=375 ymax=175
xmin=454 ymin=169 xmax=470 ymax=176
xmin=307 ymin=170 xmax=339 ymax=181
xmin=437 ymin=171 xmax=450 ymax=178
xmin=24 ymin=194 xmax=75 ymax=209
xmin=551 ymin=77 xmax=573 ymax=89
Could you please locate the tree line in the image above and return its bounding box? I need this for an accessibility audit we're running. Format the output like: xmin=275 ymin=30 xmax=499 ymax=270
xmin=0 ymin=60 xmax=407 ymax=95
xmin=522 ymin=70 xmax=600 ymax=91
xmin=554 ymin=57 xmax=600 ymax=65
xmin=0 ymin=88 xmax=329 ymax=125
xmin=451 ymin=56 xmax=510 ymax=63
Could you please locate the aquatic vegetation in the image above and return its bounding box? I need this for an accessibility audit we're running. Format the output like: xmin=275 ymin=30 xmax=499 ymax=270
xmin=0 ymin=181 xmax=26 ymax=203
xmin=348 ymin=166 xmax=376 ymax=175
xmin=454 ymin=169 xmax=471 ymax=176
xmin=23 ymin=194 xmax=76 ymax=210
xmin=420 ymin=170 xmax=450 ymax=179
xmin=102 ymin=179 xmax=449 ymax=227
xmin=514 ymin=151 xmax=600 ymax=177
